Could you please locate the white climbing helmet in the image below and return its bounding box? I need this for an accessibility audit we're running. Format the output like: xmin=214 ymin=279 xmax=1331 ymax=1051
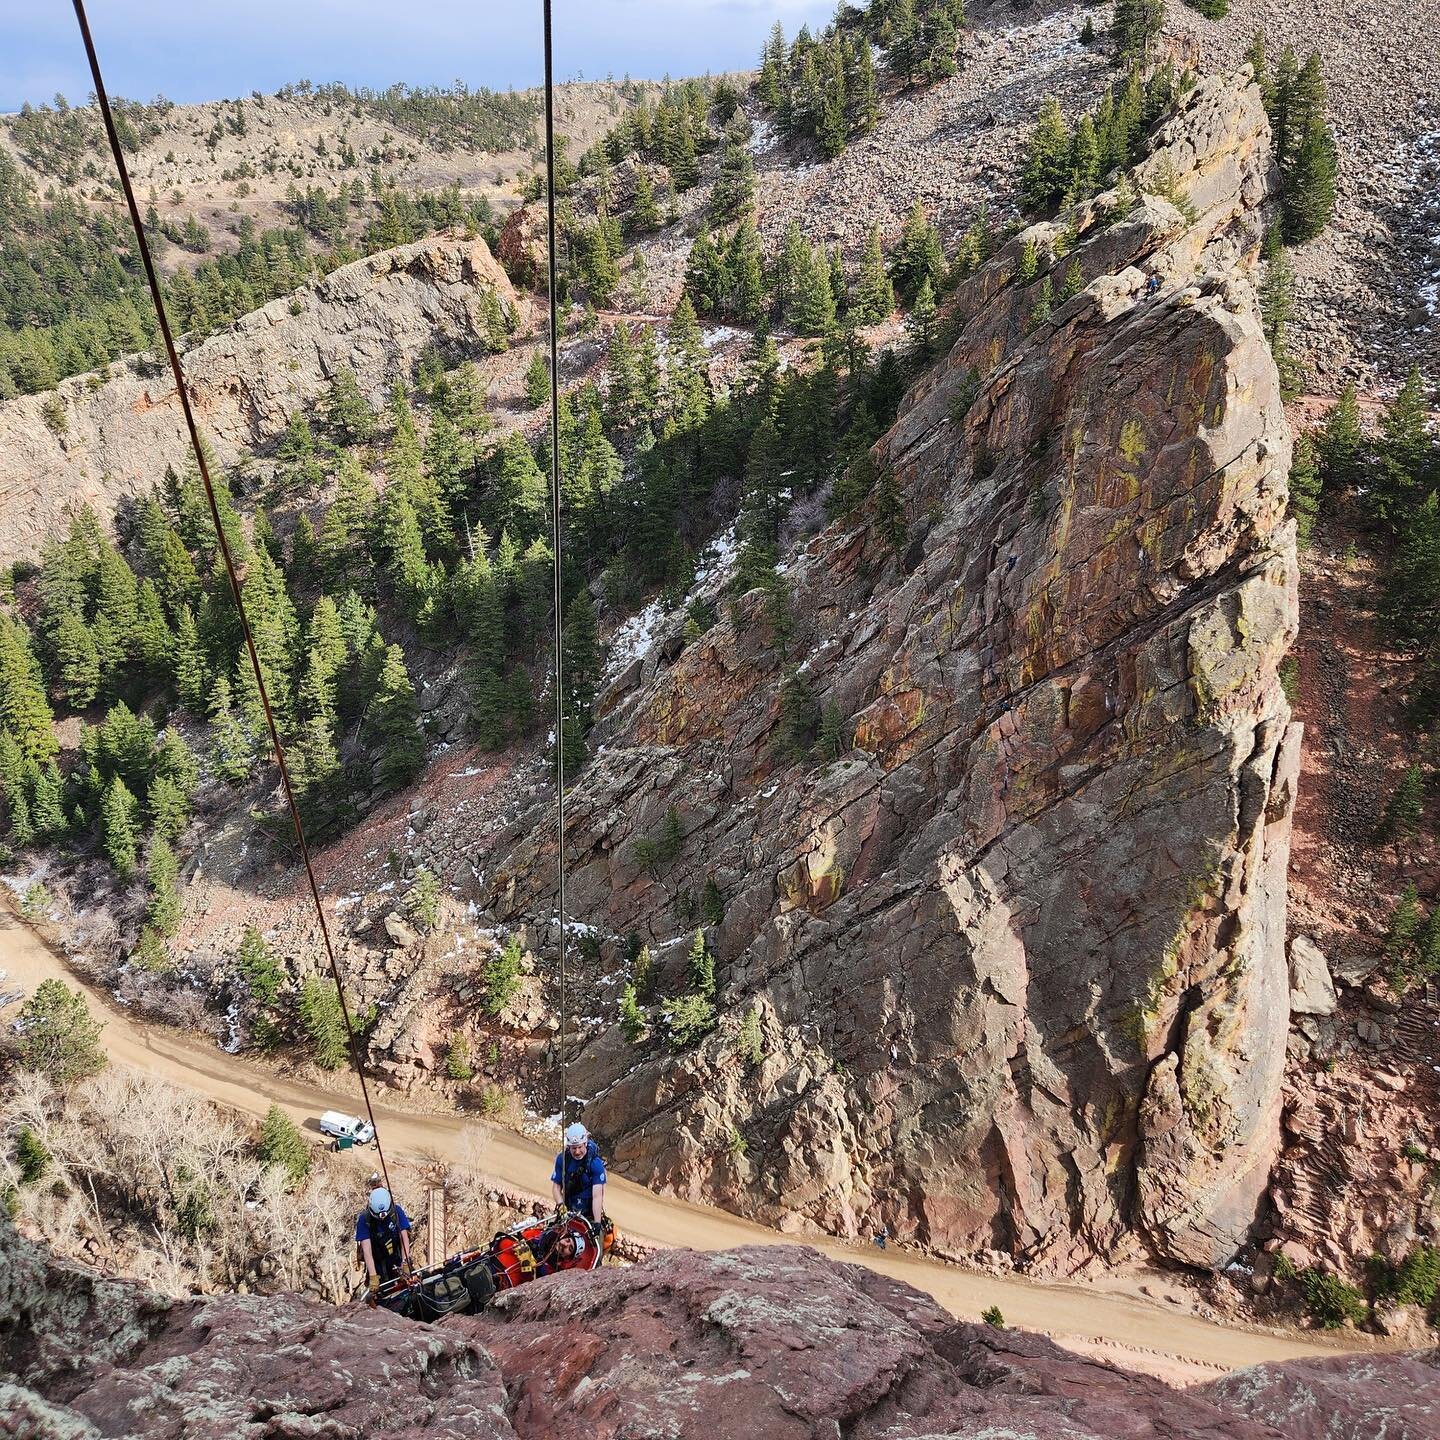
xmin=368 ymin=1187 xmax=392 ymax=1217
xmin=564 ymin=1122 xmax=589 ymax=1147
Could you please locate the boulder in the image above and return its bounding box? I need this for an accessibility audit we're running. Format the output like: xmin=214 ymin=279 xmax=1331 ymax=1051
xmin=1289 ymin=935 xmax=1338 ymax=1017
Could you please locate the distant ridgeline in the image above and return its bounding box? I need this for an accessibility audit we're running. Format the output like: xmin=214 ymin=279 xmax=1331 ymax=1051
xmin=0 ymin=79 xmax=536 ymax=398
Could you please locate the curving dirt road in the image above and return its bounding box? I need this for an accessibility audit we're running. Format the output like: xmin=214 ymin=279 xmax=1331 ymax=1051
xmin=0 ymin=904 xmax=1375 ymax=1384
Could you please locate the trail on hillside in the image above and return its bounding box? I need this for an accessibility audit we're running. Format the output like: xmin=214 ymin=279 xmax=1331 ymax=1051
xmin=0 ymin=908 xmax=1378 ymax=1386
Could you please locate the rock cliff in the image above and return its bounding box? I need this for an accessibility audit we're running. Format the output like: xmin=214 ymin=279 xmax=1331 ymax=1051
xmin=484 ymin=70 xmax=1299 ymax=1275
xmin=0 ymin=234 xmax=517 ymax=567
xmin=5 ymin=1218 xmax=1436 ymax=1439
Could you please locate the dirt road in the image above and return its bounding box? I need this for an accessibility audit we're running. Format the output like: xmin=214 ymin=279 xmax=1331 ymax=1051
xmin=0 ymin=905 xmax=1370 ymax=1384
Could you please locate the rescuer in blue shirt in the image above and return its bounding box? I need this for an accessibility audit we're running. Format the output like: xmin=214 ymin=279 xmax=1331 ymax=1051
xmin=551 ymin=1122 xmax=607 ymax=1224
xmin=355 ymin=1187 xmax=412 ymax=1290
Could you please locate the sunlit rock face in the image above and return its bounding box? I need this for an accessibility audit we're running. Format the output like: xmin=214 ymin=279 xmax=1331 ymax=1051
xmin=486 ymin=71 xmax=1298 ymax=1275
xmin=0 ymin=234 xmax=518 ymax=567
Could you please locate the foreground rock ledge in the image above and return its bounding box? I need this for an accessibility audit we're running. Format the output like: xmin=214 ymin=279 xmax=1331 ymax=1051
xmin=4 ymin=1221 xmax=1438 ymax=1439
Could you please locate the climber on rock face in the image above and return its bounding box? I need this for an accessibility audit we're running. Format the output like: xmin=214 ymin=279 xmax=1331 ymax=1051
xmin=552 ymin=1122 xmax=606 ymax=1226
xmin=356 ymin=1187 xmax=412 ymax=1292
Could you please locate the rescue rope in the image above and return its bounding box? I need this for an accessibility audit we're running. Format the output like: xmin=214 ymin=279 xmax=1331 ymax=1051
xmin=71 ymin=0 xmax=394 ymax=1199
xmin=541 ymin=0 xmax=573 ymax=1131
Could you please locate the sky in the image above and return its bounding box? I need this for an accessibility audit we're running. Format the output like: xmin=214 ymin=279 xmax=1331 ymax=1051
xmin=0 ymin=1 xmax=838 ymax=113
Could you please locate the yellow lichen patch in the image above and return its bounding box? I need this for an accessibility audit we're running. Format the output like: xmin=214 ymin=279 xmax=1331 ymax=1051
xmin=1119 ymin=418 xmax=1146 ymax=467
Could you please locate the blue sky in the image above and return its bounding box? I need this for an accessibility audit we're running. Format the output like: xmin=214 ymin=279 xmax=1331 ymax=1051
xmin=1 ymin=1 xmax=838 ymax=113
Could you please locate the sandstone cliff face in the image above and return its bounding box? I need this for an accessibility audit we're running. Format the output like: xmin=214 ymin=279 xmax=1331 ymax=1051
xmin=5 ymin=1218 xmax=1437 ymax=1440
xmin=485 ymin=72 xmax=1299 ymax=1275
xmin=0 ymin=234 xmax=518 ymax=568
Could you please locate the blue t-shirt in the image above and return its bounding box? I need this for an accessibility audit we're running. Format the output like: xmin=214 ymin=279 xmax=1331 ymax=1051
xmin=552 ymin=1140 xmax=606 ymax=1216
xmin=355 ymin=1203 xmax=411 ymax=1245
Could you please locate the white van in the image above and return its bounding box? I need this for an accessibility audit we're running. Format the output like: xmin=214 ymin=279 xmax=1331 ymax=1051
xmin=318 ymin=1110 xmax=375 ymax=1146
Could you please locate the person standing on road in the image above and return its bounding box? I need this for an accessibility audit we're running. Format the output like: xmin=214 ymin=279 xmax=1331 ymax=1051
xmin=551 ymin=1122 xmax=606 ymax=1227
xmin=356 ymin=1187 xmax=412 ymax=1293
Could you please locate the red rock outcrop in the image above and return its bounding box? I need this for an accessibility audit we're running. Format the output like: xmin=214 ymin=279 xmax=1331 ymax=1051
xmin=6 ymin=1220 xmax=1437 ymax=1440
xmin=483 ymin=71 xmax=1299 ymax=1275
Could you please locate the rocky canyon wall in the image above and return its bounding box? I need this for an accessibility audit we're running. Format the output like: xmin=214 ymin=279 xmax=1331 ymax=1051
xmin=0 ymin=234 xmax=516 ymax=567
xmin=485 ymin=70 xmax=1300 ymax=1275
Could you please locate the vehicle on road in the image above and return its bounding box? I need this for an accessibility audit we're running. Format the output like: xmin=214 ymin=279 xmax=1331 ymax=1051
xmin=319 ymin=1110 xmax=374 ymax=1148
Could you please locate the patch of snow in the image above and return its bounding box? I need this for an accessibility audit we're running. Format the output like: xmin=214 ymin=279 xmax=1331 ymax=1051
xmin=702 ymin=324 xmax=745 ymax=350
xmin=746 ymin=117 xmax=778 ymax=156
xmin=603 ymin=596 xmax=666 ymax=682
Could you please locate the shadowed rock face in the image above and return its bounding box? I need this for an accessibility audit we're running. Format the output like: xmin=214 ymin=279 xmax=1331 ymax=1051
xmin=0 ymin=234 xmax=517 ymax=568
xmin=485 ymin=72 xmax=1299 ymax=1275
xmin=6 ymin=1221 xmax=1438 ymax=1440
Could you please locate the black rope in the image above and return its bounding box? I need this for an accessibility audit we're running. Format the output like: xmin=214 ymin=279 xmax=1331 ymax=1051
xmin=541 ymin=0 xmax=572 ymax=1131
xmin=71 ymin=0 xmax=394 ymax=1199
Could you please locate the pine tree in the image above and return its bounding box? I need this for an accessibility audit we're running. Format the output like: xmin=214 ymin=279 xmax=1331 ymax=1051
xmin=619 ymin=983 xmax=647 ymax=1043
xmin=31 ymin=761 xmax=67 ymax=839
xmin=0 ymin=614 xmax=58 ymax=761
xmin=1381 ymin=368 xmax=1435 ymax=494
xmin=1068 ymin=114 xmax=1100 ymax=200
xmin=853 ymin=41 xmax=880 ymax=134
xmin=238 ymin=924 xmax=285 ymax=1007
xmin=606 ymin=320 xmax=639 ymax=429
xmin=665 ymin=295 xmax=711 ymax=432
xmin=173 ymin=605 xmax=208 ymax=711
xmin=1112 ymin=0 xmax=1162 ymax=65
xmin=687 ymin=928 xmax=716 ymax=998
xmin=1317 ymin=383 xmax=1364 ymax=488
xmin=15 ymin=979 xmax=106 ymax=1083
xmin=258 ymin=1104 xmax=311 ymax=1187
xmin=291 ymin=711 xmax=345 ymax=834
xmin=627 ymin=168 xmax=659 ymax=236
xmin=725 ymin=219 xmax=768 ymax=324
xmin=524 ymin=350 xmax=550 ymax=409
xmin=1376 ymin=764 xmax=1426 ymax=842
xmin=890 ymin=201 xmax=945 ymax=302
xmin=100 ymin=775 xmax=140 ymax=878
xmin=480 ymin=289 xmax=511 ymax=354
xmin=371 ymin=644 xmax=424 ymax=790
xmin=484 ymin=935 xmax=524 ymax=1016
xmin=53 ymin=608 xmax=101 ymax=709
xmin=408 ymin=866 xmax=442 ymax=933
xmin=322 ymin=366 xmax=376 ymax=446
xmin=790 ymin=241 xmax=837 ymax=336
xmin=907 ymin=276 xmax=939 ymax=352
xmin=582 ymin=218 xmax=621 ymax=308
xmin=207 ymin=673 xmax=255 ymax=783
xmin=711 ymin=115 xmax=756 ymax=224
xmin=852 ymin=224 xmax=896 ymax=325
xmin=701 ymin=876 xmax=725 ymax=926
xmin=1284 ymin=117 xmax=1338 ymax=244
xmin=1385 ymin=883 xmax=1424 ymax=965
xmin=562 ymin=592 xmax=602 ymax=726
xmin=873 ymin=465 xmax=908 ymax=553
xmin=684 ymin=226 xmax=726 ymax=316
xmin=145 ymin=833 xmax=183 ymax=936
xmin=134 ymin=580 xmax=174 ymax=682
xmin=1245 ymin=31 xmax=1268 ymax=99
xmin=1289 ymin=432 xmax=1323 ymax=548
xmin=1259 ymin=248 xmax=1301 ymax=400
xmin=1020 ymin=98 xmax=1072 ymax=213
xmin=298 ymin=974 xmax=347 ymax=1069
